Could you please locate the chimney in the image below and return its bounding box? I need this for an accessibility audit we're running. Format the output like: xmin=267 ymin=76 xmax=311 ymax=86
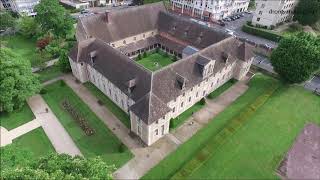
xmin=105 ymin=11 xmax=109 ymax=23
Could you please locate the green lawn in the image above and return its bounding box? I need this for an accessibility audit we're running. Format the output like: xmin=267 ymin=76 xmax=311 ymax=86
xmin=0 ymin=34 xmax=49 ymax=67
xmin=136 ymin=52 xmax=174 ymax=71
xmin=0 ymin=103 xmax=35 ymax=130
xmin=36 ymin=65 xmax=63 ymax=83
xmin=143 ymin=74 xmax=320 ymax=179
xmin=84 ymin=82 xmax=131 ymax=128
xmin=142 ymin=74 xmax=280 ymax=179
xmin=171 ymin=102 xmax=204 ymax=130
xmin=13 ymin=127 xmax=55 ymax=157
xmin=208 ymin=79 xmax=237 ymax=99
xmin=42 ymin=81 xmax=133 ymax=168
xmin=189 ymin=84 xmax=320 ymax=179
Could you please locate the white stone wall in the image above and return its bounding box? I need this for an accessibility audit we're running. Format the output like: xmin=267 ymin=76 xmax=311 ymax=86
xmin=68 ymin=58 xmax=89 ymax=83
xmin=109 ymin=30 xmax=158 ymax=48
xmin=87 ymin=65 xmax=135 ymax=113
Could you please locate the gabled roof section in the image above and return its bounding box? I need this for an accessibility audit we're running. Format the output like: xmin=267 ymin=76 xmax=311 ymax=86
xmin=77 ymin=2 xmax=166 ymax=43
xmin=237 ymin=42 xmax=255 ymax=61
xmin=130 ymin=92 xmax=171 ymax=125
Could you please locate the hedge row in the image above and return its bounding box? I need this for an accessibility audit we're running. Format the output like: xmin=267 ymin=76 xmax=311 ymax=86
xmin=171 ymin=80 xmax=280 ymax=179
xmin=242 ymin=24 xmax=283 ymax=42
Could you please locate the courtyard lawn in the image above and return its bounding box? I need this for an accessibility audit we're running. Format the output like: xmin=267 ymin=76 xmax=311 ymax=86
xmin=42 ymin=81 xmax=133 ymax=168
xmin=84 ymin=82 xmax=131 ymax=128
xmin=188 ymin=85 xmax=320 ymax=179
xmin=208 ymin=79 xmax=237 ymax=99
xmin=136 ymin=52 xmax=174 ymax=71
xmin=171 ymin=102 xmax=204 ymax=130
xmin=142 ymin=74 xmax=279 ymax=179
xmin=36 ymin=65 xmax=63 ymax=83
xmin=0 ymin=103 xmax=35 ymax=130
xmin=0 ymin=35 xmax=47 ymax=67
xmin=12 ymin=127 xmax=55 ymax=157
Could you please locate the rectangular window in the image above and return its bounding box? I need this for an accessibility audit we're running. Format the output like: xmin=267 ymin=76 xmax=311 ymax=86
xmin=161 ymin=125 xmax=165 ymax=135
xmin=181 ymin=102 xmax=184 ymax=107
xmin=155 ymin=129 xmax=158 ymax=135
xmin=173 ymin=107 xmax=175 ymax=113
xmin=196 ymin=92 xmax=199 ymax=97
xmin=189 ymin=97 xmax=191 ymax=102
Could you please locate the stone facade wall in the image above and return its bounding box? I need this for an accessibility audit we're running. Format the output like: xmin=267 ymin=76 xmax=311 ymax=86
xmin=109 ymin=29 xmax=158 ymax=48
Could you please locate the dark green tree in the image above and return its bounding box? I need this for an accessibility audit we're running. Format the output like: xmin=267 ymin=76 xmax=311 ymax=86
xmin=59 ymin=50 xmax=71 ymax=73
xmin=0 ymin=48 xmax=40 ymax=112
xmin=34 ymin=0 xmax=73 ymax=38
xmin=270 ymin=32 xmax=320 ymax=83
xmin=248 ymin=0 xmax=255 ymax=9
xmin=18 ymin=16 xmax=40 ymax=38
xmin=294 ymin=0 xmax=320 ymax=26
xmin=0 ymin=10 xmax=16 ymax=31
xmin=1 ymin=153 xmax=115 ymax=179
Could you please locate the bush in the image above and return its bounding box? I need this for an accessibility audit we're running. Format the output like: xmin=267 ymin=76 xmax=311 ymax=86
xmin=137 ymin=54 xmax=142 ymax=60
xmin=288 ymin=23 xmax=304 ymax=32
xmin=246 ymin=21 xmax=252 ymax=26
xmin=242 ymin=24 xmax=283 ymax=42
xmin=40 ymin=88 xmax=47 ymax=94
xmin=155 ymin=47 xmax=159 ymax=53
xmin=118 ymin=143 xmax=125 ymax=153
xmin=169 ymin=118 xmax=175 ymax=130
xmin=60 ymin=80 xmax=65 ymax=86
xmin=36 ymin=36 xmax=52 ymax=50
xmin=97 ymin=100 xmax=104 ymax=106
xmin=200 ymin=98 xmax=206 ymax=105
xmin=164 ymin=52 xmax=169 ymax=57
xmin=143 ymin=52 xmax=147 ymax=58
xmin=172 ymin=56 xmax=177 ymax=62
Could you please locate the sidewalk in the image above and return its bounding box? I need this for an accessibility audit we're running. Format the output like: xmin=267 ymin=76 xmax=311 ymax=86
xmin=27 ymin=95 xmax=82 ymax=156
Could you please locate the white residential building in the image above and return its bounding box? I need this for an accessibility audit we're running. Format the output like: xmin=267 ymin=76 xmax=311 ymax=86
xmin=69 ymin=2 xmax=255 ymax=146
xmin=170 ymin=0 xmax=250 ymax=20
xmin=252 ymin=0 xmax=298 ymax=28
xmin=0 ymin=0 xmax=40 ymax=16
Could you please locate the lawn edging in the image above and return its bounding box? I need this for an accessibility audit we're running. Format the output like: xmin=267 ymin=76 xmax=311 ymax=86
xmin=171 ymin=79 xmax=280 ymax=179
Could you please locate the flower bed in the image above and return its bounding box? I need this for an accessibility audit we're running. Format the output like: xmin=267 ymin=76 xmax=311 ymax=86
xmin=61 ymin=99 xmax=95 ymax=136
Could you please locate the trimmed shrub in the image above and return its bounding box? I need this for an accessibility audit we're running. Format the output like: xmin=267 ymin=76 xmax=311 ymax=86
xmin=137 ymin=54 xmax=142 ymax=60
xmin=169 ymin=118 xmax=175 ymax=130
xmin=143 ymin=52 xmax=147 ymax=58
xmin=172 ymin=56 xmax=177 ymax=62
xmin=118 ymin=143 xmax=125 ymax=153
xmin=242 ymin=24 xmax=283 ymax=42
xmin=40 ymin=88 xmax=47 ymax=94
xmin=60 ymin=80 xmax=66 ymax=86
xmin=155 ymin=47 xmax=159 ymax=53
xmin=199 ymin=98 xmax=206 ymax=105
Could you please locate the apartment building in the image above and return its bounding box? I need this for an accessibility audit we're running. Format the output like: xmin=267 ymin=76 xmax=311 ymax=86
xmin=252 ymin=0 xmax=298 ymax=28
xmin=170 ymin=0 xmax=250 ymax=20
xmin=69 ymin=2 xmax=255 ymax=146
xmin=0 ymin=0 xmax=40 ymax=16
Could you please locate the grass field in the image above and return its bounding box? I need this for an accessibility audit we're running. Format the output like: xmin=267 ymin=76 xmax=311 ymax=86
xmin=171 ymin=102 xmax=204 ymax=130
xmin=143 ymin=74 xmax=320 ymax=179
xmin=84 ymin=82 xmax=131 ymax=128
xmin=0 ymin=103 xmax=35 ymax=130
xmin=42 ymin=81 xmax=133 ymax=168
xmin=142 ymin=74 xmax=280 ymax=179
xmin=0 ymin=35 xmax=49 ymax=67
xmin=12 ymin=128 xmax=55 ymax=157
xmin=36 ymin=65 xmax=63 ymax=82
xmin=136 ymin=52 xmax=174 ymax=71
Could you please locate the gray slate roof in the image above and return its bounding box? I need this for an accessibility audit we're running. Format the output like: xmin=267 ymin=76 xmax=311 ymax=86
xmin=70 ymin=3 xmax=255 ymax=125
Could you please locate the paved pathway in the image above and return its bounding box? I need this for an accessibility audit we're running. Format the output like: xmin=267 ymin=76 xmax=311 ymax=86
xmin=32 ymin=58 xmax=59 ymax=73
xmin=27 ymin=95 xmax=82 ymax=156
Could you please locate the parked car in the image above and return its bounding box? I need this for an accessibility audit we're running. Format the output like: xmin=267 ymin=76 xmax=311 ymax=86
xmin=80 ymin=9 xmax=90 ymax=14
xmin=230 ymin=16 xmax=236 ymax=21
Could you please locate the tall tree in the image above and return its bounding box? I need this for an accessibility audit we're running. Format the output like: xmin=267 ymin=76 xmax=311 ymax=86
xmin=0 ymin=10 xmax=16 ymax=31
xmin=58 ymin=50 xmax=71 ymax=73
xmin=34 ymin=0 xmax=73 ymax=38
xmin=0 ymin=48 xmax=40 ymax=112
xmin=294 ymin=0 xmax=320 ymax=26
xmin=18 ymin=16 xmax=40 ymax=38
xmin=270 ymin=32 xmax=320 ymax=83
xmin=1 ymin=153 xmax=115 ymax=179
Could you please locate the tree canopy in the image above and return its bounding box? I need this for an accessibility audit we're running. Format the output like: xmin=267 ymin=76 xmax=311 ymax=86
xmin=294 ymin=0 xmax=320 ymax=26
xmin=18 ymin=16 xmax=40 ymax=38
xmin=0 ymin=47 xmax=40 ymax=112
xmin=0 ymin=10 xmax=16 ymax=31
xmin=270 ymin=32 xmax=320 ymax=83
xmin=1 ymin=150 xmax=115 ymax=180
xmin=34 ymin=0 xmax=73 ymax=38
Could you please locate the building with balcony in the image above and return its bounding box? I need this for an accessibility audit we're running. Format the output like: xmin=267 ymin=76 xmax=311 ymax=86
xmin=69 ymin=2 xmax=255 ymax=146
xmin=170 ymin=0 xmax=250 ymax=21
xmin=0 ymin=0 xmax=40 ymax=16
xmin=252 ymin=0 xmax=298 ymax=28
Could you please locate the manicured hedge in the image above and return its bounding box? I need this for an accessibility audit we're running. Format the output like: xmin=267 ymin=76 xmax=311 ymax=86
xmin=242 ymin=24 xmax=283 ymax=42
xmin=171 ymin=79 xmax=280 ymax=179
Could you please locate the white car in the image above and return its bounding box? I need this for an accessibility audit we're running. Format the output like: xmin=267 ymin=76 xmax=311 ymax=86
xmin=225 ymin=29 xmax=234 ymax=36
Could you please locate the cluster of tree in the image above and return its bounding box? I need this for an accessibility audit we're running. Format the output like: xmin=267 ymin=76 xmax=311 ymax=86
xmin=1 ymin=145 xmax=115 ymax=179
xmin=271 ymin=32 xmax=320 ymax=83
xmin=0 ymin=10 xmax=17 ymax=31
xmin=248 ymin=0 xmax=256 ymax=9
xmin=294 ymin=0 xmax=320 ymax=26
xmin=0 ymin=48 xmax=40 ymax=112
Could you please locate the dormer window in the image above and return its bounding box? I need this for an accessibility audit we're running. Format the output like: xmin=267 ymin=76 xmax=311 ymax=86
xmin=221 ymin=52 xmax=229 ymax=63
xmin=90 ymin=51 xmax=97 ymax=64
xmin=123 ymin=40 xmax=126 ymax=44
xmin=176 ymin=73 xmax=186 ymax=90
xmin=126 ymin=78 xmax=136 ymax=93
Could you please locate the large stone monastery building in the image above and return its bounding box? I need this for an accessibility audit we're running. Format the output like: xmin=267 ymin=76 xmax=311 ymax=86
xmin=69 ymin=2 xmax=255 ymax=145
